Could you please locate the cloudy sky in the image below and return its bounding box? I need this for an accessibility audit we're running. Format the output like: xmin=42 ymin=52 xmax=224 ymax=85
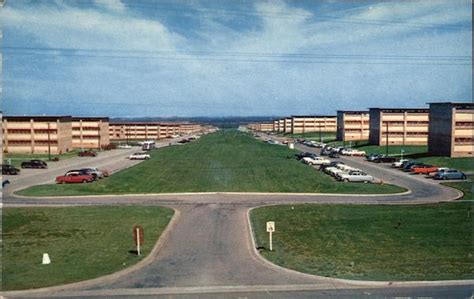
xmin=2 ymin=0 xmax=472 ymax=117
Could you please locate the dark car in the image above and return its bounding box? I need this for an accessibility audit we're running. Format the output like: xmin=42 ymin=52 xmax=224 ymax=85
xmin=373 ymin=155 xmax=397 ymax=163
xmin=21 ymin=159 xmax=48 ymax=169
xmin=78 ymin=150 xmax=97 ymax=157
xmin=329 ymin=151 xmax=340 ymax=158
xmin=295 ymin=152 xmax=317 ymax=160
xmin=320 ymin=161 xmax=344 ymax=171
xmin=366 ymin=153 xmax=382 ymax=162
xmin=2 ymin=164 xmax=20 ymax=175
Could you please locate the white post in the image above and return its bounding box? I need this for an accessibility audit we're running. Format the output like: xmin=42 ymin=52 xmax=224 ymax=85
xmin=269 ymin=231 xmax=273 ymax=251
xmin=136 ymin=227 xmax=141 ymax=256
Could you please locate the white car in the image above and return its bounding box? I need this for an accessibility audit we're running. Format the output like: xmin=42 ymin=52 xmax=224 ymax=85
xmin=117 ymin=144 xmax=132 ymax=149
xmin=129 ymin=152 xmax=151 ymax=160
xmin=391 ymin=159 xmax=409 ymax=168
xmin=348 ymin=150 xmax=366 ymax=157
xmin=338 ymin=171 xmax=374 ymax=183
xmin=302 ymin=157 xmax=331 ymax=166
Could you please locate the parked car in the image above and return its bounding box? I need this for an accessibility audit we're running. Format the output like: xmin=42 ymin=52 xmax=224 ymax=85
xmin=338 ymin=171 xmax=374 ymax=183
xmin=329 ymin=151 xmax=340 ymax=158
xmin=349 ymin=149 xmax=366 ymax=157
xmin=434 ymin=169 xmax=467 ymax=180
xmin=427 ymin=167 xmax=449 ymax=177
xmin=411 ymin=165 xmax=439 ymax=175
xmin=392 ymin=159 xmax=409 ymax=168
xmin=373 ymin=155 xmax=397 ymax=163
xmin=295 ymin=152 xmax=318 ymax=160
xmin=320 ymin=161 xmax=343 ymax=171
xmin=117 ymin=144 xmax=132 ymax=149
xmin=78 ymin=150 xmax=97 ymax=157
xmin=2 ymin=164 xmax=20 ymax=175
xmin=402 ymin=162 xmax=424 ymax=172
xmin=366 ymin=153 xmax=381 ymax=161
xmin=129 ymin=152 xmax=151 ymax=160
xmin=56 ymin=172 xmax=95 ymax=184
xmin=21 ymin=160 xmax=48 ymax=169
xmin=81 ymin=168 xmax=106 ymax=179
xmin=302 ymin=156 xmax=331 ymax=166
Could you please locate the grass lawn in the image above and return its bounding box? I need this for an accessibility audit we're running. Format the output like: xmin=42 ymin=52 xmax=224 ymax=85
xmin=251 ymin=202 xmax=474 ymax=281
xmin=442 ymin=177 xmax=474 ymax=200
xmin=17 ymin=131 xmax=405 ymax=197
xmin=417 ymin=156 xmax=474 ymax=173
xmin=4 ymin=150 xmax=81 ymax=168
xmin=1 ymin=206 xmax=174 ymax=291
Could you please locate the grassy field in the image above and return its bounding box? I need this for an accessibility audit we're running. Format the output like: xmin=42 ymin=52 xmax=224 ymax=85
xmin=4 ymin=150 xmax=81 ymax=168
xmin=251 ymin=202 xmax=474 ymax=281
xmin=443 ymin=178 xmax=474 ymax=200
xmin=2 ymin=206 xmax=174 ymax=291
xmin=17 ymin=131 xmax=405 ymax=196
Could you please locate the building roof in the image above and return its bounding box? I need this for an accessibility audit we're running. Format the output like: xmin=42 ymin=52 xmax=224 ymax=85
xmin=427 ymin=102 xmax=474 ymax=108
xmin=291 ymin=115 xmax=337 ymax=118
xmin=71 ymin=116 xmax=109 ymax=121
xmin=368 ymin=108 xmax=429 ymax=113
xmin=336 ymin=110 xmax=369 ymax=114
xmin=3 ymin=115 xmax=72 ymax=122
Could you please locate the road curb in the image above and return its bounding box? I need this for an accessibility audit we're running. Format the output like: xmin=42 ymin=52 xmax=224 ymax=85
xmin=245 ymin=206 xmax=474 ymax=288
xmin=1 ymin=207 xmax=181 ymax=297
xmin=11 ymin=189 xmax=412 ymax=200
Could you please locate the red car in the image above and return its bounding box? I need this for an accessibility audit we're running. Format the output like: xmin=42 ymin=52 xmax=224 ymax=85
xmin=56 ymin=172 xmax=95 ymax=184
xmin=411 ymin=165 xmax=438 ymax=174
xmin=78 ymin=150 xmax=97 ymax=157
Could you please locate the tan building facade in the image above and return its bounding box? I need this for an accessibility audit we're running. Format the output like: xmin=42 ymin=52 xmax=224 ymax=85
xmin=72 ymin=117 xmax=110 ymax=149
xmin=3 ymin=116 xmax=73 ymax=154
xmin=336 ymin=111 xmax=370 ymax=141
xmin=247 ymin=123 xmax=273 ymax=132
xmin=428 ymin=102 xmax=474 ymax=157
xmin=290 ymin=115 xmax=337 ymax=134
xmin=109 ymin=122 xmax=202 ymax=141
xmin=369 ymin=108 xmax=429 ymax=145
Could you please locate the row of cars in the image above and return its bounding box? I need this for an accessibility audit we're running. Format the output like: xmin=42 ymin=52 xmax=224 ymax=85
xmin=295 ymin=152 xmax=376 ymax=183
xmin=365 ymin=153 xmax=467 ymax=180
xmin=56 ymin=167 xmax=109 ymax=184
xmin=2 ymin=159 xmax=49 ymax=175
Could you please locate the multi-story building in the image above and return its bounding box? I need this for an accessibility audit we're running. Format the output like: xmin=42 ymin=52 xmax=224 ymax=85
xmin=336 ymin=111 xmax=370 ymax=141
xmin=109 ymin=122 xmax=202 ymax=141
xmin=290 ymin=115 xmax=337 ymax=134
xmin=273 ymin=120 xmax=279 ymax=132
xmin=246 ymin=123 xmax=273 ymax=132
xmin=72 ymin=117 xmax=110 ymax=149
xmin=278 ymin=119 xmax=285 ymax=133
xmin=3 ymin=115 xmax=73 ymax=154
xmin=369 ymin=108 xmax=429 ymax=145
xmin=283 ymin=118 xmax=293 ymax=134
xmin=428 ymin=102 xmax=474 ymax=157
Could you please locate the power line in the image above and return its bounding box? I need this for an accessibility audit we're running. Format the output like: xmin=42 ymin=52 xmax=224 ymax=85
xmin=4 ymin=48 xmax=471 ymax=66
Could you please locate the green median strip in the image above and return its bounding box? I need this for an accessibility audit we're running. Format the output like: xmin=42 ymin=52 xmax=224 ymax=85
xmin=2 ymin=206 xmax=174 ymax=291
xmin=251 ymin=203 xmax=474 ymax=281
xmin=16 ymin=131 xmax=405 ymax=197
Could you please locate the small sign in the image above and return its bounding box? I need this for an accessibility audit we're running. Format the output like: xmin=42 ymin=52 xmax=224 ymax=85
xmin=266 ymin=221 xmax=275 ymax=232
xmin=133 ymin=225 xmax=144 ymax=246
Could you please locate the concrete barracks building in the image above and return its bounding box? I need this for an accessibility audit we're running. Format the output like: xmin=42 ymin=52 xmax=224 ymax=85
xmin=369 ymin=108 xmax=430 ymax=145
xmin=336 ymin=111 xmax=370 ymax=142
xmin=428 ymin=102 xmax=474 ymax=157
xmin=3 ymin=116 xmax=111 ymax=154
xmin=72 ymin=117 xmax=110 ymax=150
xmin=109 ymin=122 xmax=202 ymax=141
xmin=290 ymin=115 xmax=337 ymax=134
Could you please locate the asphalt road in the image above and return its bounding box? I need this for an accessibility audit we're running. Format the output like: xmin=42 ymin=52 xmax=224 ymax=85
xmin=2 ymin=136 xmax=472 ymax=298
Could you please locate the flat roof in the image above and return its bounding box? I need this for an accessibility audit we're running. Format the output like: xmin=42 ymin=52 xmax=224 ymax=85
xmin=291 ymin=115 xmax=337 ymax=118
xmin=368 ymin=108 xmax=429 ymax=113
xmin=427 ymin=102 xmax=474 ymax=108
xmin=3 ymin=115 xmax=72 ymax=122
xmin=336 ymin=110 xmax=369 ymax=114
xmin=72 ymin=117 xmax=109 ymax=121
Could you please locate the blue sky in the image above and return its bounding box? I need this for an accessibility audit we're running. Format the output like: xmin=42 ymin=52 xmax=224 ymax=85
xmin=2 ymin=0 xmax=472 ymax=117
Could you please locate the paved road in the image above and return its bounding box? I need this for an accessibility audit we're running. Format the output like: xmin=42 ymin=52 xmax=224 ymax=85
xmin=2 ymin=137 xmax=472 ymax=298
